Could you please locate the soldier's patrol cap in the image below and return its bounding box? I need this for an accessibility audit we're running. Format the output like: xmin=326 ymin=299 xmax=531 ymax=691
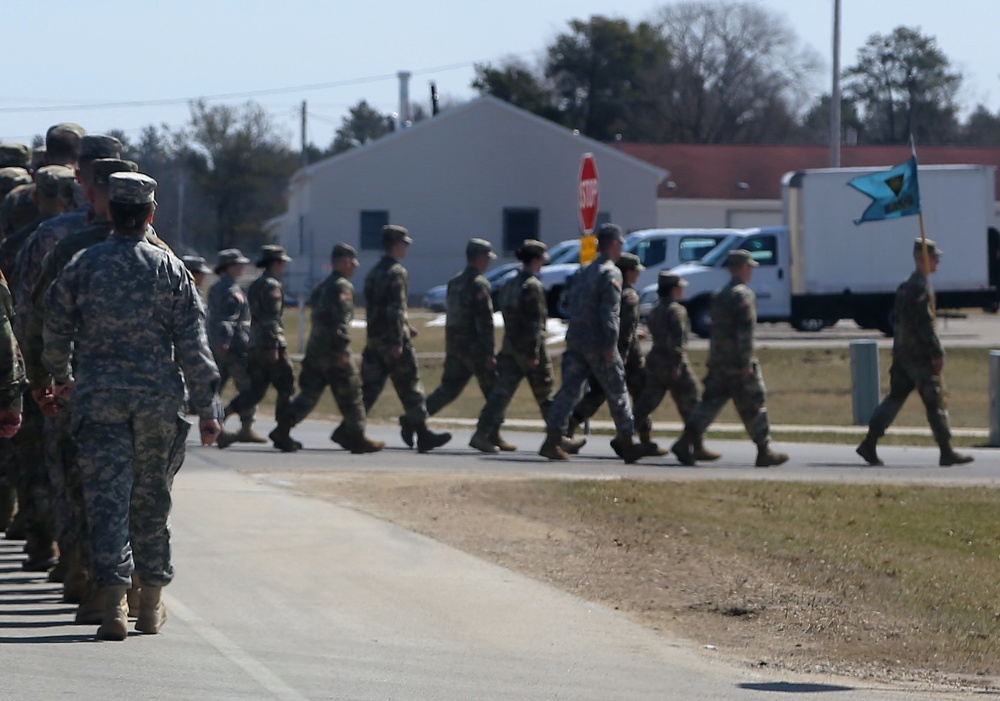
xmin=596 ymin=223 xmax=625 ymax=244
xmin=33 ymin=165 xmax=76 ymax=198
xmin=332 ymin=242 xmax=359 ymax=264
xmin=214 ymin=248 xmax=251 ymax=273
xmin=466 ymin=237 xmax=496 ymax=259
xmin=182 ymin=256 xmax=212 ymax=276
xmin=31 ymin=147 xmax=47 ymax=170
xmin=45 ymin=123 xmax=85 ymax=161
xmin=657 ymin=272 xmax=688 ymax=295
xmin=724 ymin=249 xmax=759 ymax=268
xmin=256 ymin=244 xmax=292 ymax=267
xmin=914 ymin=238 xmax=942 ymax=257
xmin=0 ymin=143 xmax=31 ymax=169
xmin=0 ymin=167 xmax=32 ymax=197
xmin=91 ymin=159 xmax=139 ymax=187
xmin=382 ymin=224 xmax=412 ymax=246
xmin=517 ymin=239 xmax=548 ymax=262
xmin=108 ymin=172 xmax=156 ymax=204
xmin=79 ymin=134 xmax=123 ymax=162
xmin=616 ymin=252 xmax=644 ymax=272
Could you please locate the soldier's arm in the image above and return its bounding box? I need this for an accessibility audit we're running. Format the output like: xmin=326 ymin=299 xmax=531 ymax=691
xmin=911 ymin=282 xmax=944 ymax=359
xmin=733 ymin=288 xmax=755 ymax=369
xmin=172 ymin=270 xmax=223 ymax=419
xmin=472 ymin=276 xmax=495 ymax=358
xmin=40 ymin=265 xmax=80 ymax=386
xmin=320 ymin=281 xmax=352 ymax=356
xmin=598 ymin=267 xmax=622 ymax=354
xmin=213 ymin=286 xmax=242 ymax=349
xmin=385 ymin=266 xmax=410 ymax=346
xmin=257 ymin=279 xmax=285 ymax=350
xmin=22 ymin=249 xmax=67 ymax=388
xmin=0 ymin=279 xmax=24 ymax=413
xmin=665 ymin=306 xmax=686 ymax=366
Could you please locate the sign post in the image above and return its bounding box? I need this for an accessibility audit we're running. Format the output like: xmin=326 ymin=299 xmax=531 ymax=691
xmin=578 ymin=153 xmax=599 ymax=264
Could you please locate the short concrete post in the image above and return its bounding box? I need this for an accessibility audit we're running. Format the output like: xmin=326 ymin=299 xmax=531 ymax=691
xmin=989 ymin=351 xmax=1000 ymax=446
xmin=850 ymin=340 xmax=880 ymax=426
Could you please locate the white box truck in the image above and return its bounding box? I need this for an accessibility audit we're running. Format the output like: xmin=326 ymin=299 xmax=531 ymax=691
xmin=639 ymin=164 xmax=1000 ymax=337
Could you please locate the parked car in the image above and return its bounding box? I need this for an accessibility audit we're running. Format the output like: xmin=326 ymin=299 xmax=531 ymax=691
xmin=421 ymin=262 xmax=521 ymax=311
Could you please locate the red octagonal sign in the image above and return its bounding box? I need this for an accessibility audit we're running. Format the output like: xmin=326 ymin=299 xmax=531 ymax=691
xmin=578 ymin=153 xmax=599 ymax=234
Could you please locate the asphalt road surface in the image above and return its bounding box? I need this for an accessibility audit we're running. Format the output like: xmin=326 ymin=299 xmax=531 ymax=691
xmin=2 ymin=421 xmax=995 ymax=700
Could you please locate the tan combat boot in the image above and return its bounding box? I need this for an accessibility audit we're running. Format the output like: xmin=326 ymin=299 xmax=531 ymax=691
xmin=135 ymin=585 xmax=167 ymax=634
xmin=96 ymin=585 xmax=129 ymax=641
xmin=237 ymin=420 xmax=268 ymax=444
xmin=490 ymin=428 xmax=517 ymax=452
xmin=127 ymin=573 xmax=141 ymax=618
xmin=692 ymin=437 xmax=721 ymax=462
xmin=75 ymin=584 xmax=106 ymax=624
xmin=469 ymin=429 xmax=500 ymax=454
xmin=539 ymin=430 xmax=569 ymax=461
xmin=338 ymin=429 xmax=385 ymax=454
xmin=755 ymin=442 xmax=789 ymax=468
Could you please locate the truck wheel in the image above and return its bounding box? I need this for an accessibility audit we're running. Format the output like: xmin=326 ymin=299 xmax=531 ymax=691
xmin=689 ymin=300 xmax=712 ymax=339
xmin=791 ymin=317 xmax=825 ymax=332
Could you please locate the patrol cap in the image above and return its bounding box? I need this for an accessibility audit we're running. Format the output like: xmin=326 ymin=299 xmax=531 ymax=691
xmin=596 ymin=223 xmax=625 ymax=244
xmin=382 ymin=224 xmax=412 ymax=246
xmin=723 ymin=249 xmax=759 ymax=268
xmin=214 ymin=248 xmax=251 ymax=273
xmin=108 ymin=172 xmax=156 ymax=204
xmin=332 ymin=242 xmax=359 ymax=264
xmin=616 ymin=252 xmax=643 ymax=272
xmin=33 ymin=165 xmax=76 ymax=198
xmin=914 ymin=238 xmax=942 ymax=258
xmin=0 ymin=167 xmax=32 ymax=197
xmin=517 ymin=238 xmax=548 ymax=262
xmin=45 ymin=123 xmax=85 ymax=163
xmin=466 ymin=237 xmax=496 ymax=259
xmin=256 ymin=244 xmax=292 ymax=267
xmin=0 ymin=143 xmax=31 ymax=169
xmin=657 ymin=272 xmax=687 ymax=295
xmin=31 ymin=147 xmax=47 ymax=171
xmin=91 ymin=158 xmax=139 ymax=187
xmin=79 ymin=134 xmax=123 ymax=162
xmin=183 ymin=255 xmax=212 ymax=275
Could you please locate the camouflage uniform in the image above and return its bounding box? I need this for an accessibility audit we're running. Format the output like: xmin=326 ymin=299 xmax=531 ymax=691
xmin=632 ymin=296 xmax=699 ymax=433
xmin=476 ymin=265 xmax=553 ymax=435
xmin=546 ymin=252 xmax=634 ymax=437
xmin=207 ymin=262 xmax=254 ymax=424
xmin=1 ymin=183 xmax=39 ymax=240
xmin=425 ymin=253 xmax=497 ymax=416
xmin=222 ymin=246 xmax=294 ymax=426
xmin=42 ymin=173 xmax=221 ymax=591
xmin=0 ymin=274 xmax=25 ymax=532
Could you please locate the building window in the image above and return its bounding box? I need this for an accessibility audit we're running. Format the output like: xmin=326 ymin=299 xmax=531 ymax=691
xmin=360 ymin=210 xmax=389 ymax=250
xmin=743 ymin=234 xmax=777 ymax=266
xmin=503 ymin=207 xmax=540 ymax=252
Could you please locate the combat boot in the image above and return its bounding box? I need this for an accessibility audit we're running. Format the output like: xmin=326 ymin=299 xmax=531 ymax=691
xmin=539 ymin=429 xmax=569 ymax=461
xmin=566 ymin=415 xmax=582 ymax=439
xmin=399 ymin=415 xmax=415 ymax=448
xmin=75 ymin=585 xmax=107 ymax=624
xmin=5 ymin=509 xmax=26 ymax=540
xmin=135 ymin=585 xmax=167 ymax=634
xmin=692 ymin=437 xmax=721 ymax=462
xmin=62 ymin=551 xmax=90 ymax=604
xmin=268 ymin=425 xmax=299 ymax=453
xmin=127 ymin=573 xmax=141 ymax=618
xmin=490 ymin=428 xmax=517 ymax=452
xmin=236 ymin=420 xmax=268 ymax=444
xmin=469 ymin=429 xmax=500 ymax=454
xmin=940 ymin=448 xmax=974 ymax=467
xmin=22 ymin=537 xmax=57 ymax=572
xmin=415 ymin=423 xmax=451 ymax=454
xmin=638 ymin=430 xmax=669 ymax=456
xmin=0 ymin=483 xmax=14 ymax=531
xmin=671 ymin=431 xmax=696 ymax=466
xmin=216 ymin=430 xmax=240 ymax=450
xmin=341 ymin=429 xmax=386 ymax=454
xmin=95 ymin=585 xmax=129 ymax=641
xmin=613 ymin=434 xmax=654 ymax=465
xmin=755 ymin=442 xmax=789 ymax=468
xmin=855 ymin=434 xmax=883 ymax=466
xmin=47 ymin=555 xmax=68 ymax=583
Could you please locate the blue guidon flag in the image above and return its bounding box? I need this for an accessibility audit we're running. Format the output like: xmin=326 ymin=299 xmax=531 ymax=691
xmin=847 ymin=156 xmax=922 ymax=225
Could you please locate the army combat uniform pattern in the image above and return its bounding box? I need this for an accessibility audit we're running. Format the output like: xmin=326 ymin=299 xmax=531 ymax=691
xmin=207 ymin=275 xmax=254 ymax=423
xmin=632 ymin=298 xmax=699 ymax=434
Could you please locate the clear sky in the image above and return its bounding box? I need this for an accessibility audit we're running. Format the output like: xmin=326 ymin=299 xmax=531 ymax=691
xmin=3 ymin=1 xmax=996 ymax=149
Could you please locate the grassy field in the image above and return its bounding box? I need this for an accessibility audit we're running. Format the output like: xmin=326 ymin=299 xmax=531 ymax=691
xmin=259 ymin=308 xmax=992 ymax=444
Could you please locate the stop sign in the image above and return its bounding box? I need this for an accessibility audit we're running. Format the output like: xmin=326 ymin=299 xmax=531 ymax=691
xmin=578 ymin=153 xmax=599 ymax=234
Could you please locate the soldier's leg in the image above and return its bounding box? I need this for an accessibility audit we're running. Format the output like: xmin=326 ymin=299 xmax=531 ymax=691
xmin=271 ymin=350 xmax=296 ymax=423
xmin=476 ymin=353 xmax=523 ymax=436
xmin=389 ymin=344 xmax=429 ymax=424
xmin=529 ymin=349 xmax=556 ymax=419
xmin=632 ymin=370 xmax=669 ymax=435
xmin=624 ymin=349 xmax=645 ymax=402
xmin=684 ymin=369 xmax=730 ymax=438
xmin=226 ymin=353 xmax=257 ymax=427
xmin=329 ymin=360 xmax=366 ymax=434
xmin=0 ymin=440 xmax=16 ymax=532
xmin=361 ymin=346 xmax=389 ymax=412
xmin=910 ymin=367 xmax=967 ymax=464
xmin=281 ymin=358 xmax=326 ymax=428
xmin=425 ymin=353 xmax=473 ymax=416
xmin=571 ymin=373 xmax=607 ymax=426
xmin=589 ymin=352 xmax=635 ymax=437
xmin=473 ymin=357 xmax=499 ymax=403
xmin=17 ymin=398 xmax=54 ymax=570
xmin=866 ymin=362 xmax=913 ymax=439
xmin=224 ymin=351 xmax=271 ymax=419
xmin=546 ymin=350 xmax=593 ymax=434
xmin=669 ymin=365 xmax=701 ymax=422
xmin=730 ymin=363 xmax=771 ymax=445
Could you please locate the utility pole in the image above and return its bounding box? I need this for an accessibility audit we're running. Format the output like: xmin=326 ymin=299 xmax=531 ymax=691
xmin=300 ymin=99 xmax=308 ymax=168
xmin=830 ymin=0 xmax=842 ymax=167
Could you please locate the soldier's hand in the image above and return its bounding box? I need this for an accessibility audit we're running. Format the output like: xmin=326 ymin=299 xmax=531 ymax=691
xmin=199 ymin=418 xmax=222 ymax=446
xmin=336 ymin=353 xmax=351 ymax=368
xmin=932 ymin=357 xmax=945 ymax=375
xmin=485 ymin=355 xmax=497 ymax=371
xmin=637 ymin=328 xmax=649 ymax=341
xmin=31 ymin=385 xmax=60 ymax=417
xmin=390 ymin=345 xmax=403 ymax=359
xmin=54 ymin=380 xmax=74 ymax=404
xmin=527 ymin=358 xmax=538 ymax=369
xmin=409 ymin=328 xmax=419 ymax=339
xmin=267 ymin=348 xmax=280 ymax=364
xmin=604 ymin=349 xmax=615 ymax=363
xmin=741 ymin=366 xmax=754 ymax=378
xmin=0 ymin=410 xmax=21 ymax=438
xmin=672 ymin=367 xmax=681 ymax=381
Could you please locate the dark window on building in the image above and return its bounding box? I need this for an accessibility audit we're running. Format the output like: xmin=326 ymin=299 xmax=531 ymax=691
xmin=360 ymin=210 xmax=389 ymax=250
xmin=503 ymin=208 xmax=540 ymax=252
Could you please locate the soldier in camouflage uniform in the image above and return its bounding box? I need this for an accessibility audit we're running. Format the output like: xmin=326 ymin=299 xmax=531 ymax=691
xmin=361 ymin=224 xmax=451 ymax=453
xmin=470 ymin=240 xmax=553 ymax=453
xmin=0 ymin=143 xmax=31 ymax=169
xmin=632 ymin=273 xmax=720 ymax=461
xmin=565 ymin=251 xmax=653 ymax=453
xmin=269 ymin=243 xmax=384 ymax=454
xmin=0 ymin=165 xmax=75 ymax=279
xmin=217 ymin=244 xmax=295 ymax=449
xmin=671 ymin=250 xmax=788 ymax=467
xmin=43 ymin=172 xmax=222 ymax=641
xmin=0 ymin=272 xmax=26 ymax=529
xmin=423 ymin=238 xmax=512 ymax=449
xmin=183 ymin=256 xmax=211 ymax=290
xmin=857 ymin=239 xmax=973 ymax=467
xmin=206 ymin=248 xmax=265 ymax=445
xmin=539 ymin=225 xmax=654 ymax=464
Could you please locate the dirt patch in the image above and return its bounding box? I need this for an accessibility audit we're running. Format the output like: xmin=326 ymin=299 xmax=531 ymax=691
xmin=267 ymin=470 xmax=998 ymax=694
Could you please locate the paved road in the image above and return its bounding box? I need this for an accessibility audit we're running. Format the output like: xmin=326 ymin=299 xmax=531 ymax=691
xmin=2 ymin=421 xmax=994 ymax=700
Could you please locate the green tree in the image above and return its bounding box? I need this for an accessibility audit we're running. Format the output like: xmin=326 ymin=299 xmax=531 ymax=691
xmin=330 ymin=100 xmax=392 ymax=155
xmin=472 ymin=59 xmax=564 ymax=125
xmin=961 ymin=105 xmax=1000 ymax=144
xmin=843 ymin=26 xmax=962 ymax=144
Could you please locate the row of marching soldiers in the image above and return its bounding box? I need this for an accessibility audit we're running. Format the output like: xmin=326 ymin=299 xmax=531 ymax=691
xmin=0 ymin=124 xmax=225 ymax=641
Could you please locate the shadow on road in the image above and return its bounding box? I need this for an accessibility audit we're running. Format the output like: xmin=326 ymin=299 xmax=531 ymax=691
xmin=738 ymin=681 xmax=854 ymax=693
